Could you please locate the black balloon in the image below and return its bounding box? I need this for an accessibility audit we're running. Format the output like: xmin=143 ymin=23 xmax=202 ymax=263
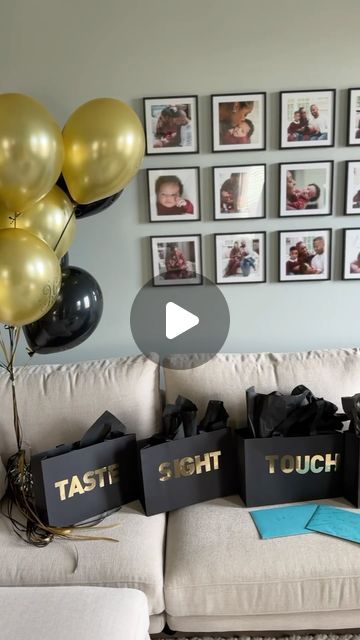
xmin=74 ymin=190 xmax=123 ymax=219
xmin=56 ymin=174 xmax=122 ymax=220
xmin=60 ymin=252 xmax=69 ymax=268
xmin=56 ymin=173 xmax=72 ymax=199
xmin=23 ymin=266 xmax=103 ymax=354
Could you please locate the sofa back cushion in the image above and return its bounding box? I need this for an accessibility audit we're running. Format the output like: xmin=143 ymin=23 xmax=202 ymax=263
xmin=0 ymin=355 xmax=161 ymax=460
xmin=164 ymin=349 xmax=360 ymax=428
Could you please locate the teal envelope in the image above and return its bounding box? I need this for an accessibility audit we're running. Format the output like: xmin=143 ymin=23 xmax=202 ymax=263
xmin=305 ymin=505 xmax=360 ymax=544
xmin=250 ymin=503 xmax=319 ymax=539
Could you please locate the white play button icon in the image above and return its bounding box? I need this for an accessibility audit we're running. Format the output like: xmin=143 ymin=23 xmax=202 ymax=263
xmin=166 ymin=302 xmax=199 ymax=340
xmin=130 ymin=274 xmax=230 ymax=370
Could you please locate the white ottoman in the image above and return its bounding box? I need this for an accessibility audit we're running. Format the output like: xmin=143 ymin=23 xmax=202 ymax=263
xmin=0 ymin=586 xmax=149 ymax=640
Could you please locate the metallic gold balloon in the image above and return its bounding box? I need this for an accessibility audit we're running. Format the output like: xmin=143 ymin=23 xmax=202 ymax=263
xmin=62 ymin=98 xmax=145 ymax=204
xmin=0 ymin=228 xmax=61 ymax=326
xmin=0 ymin=93 xmax=64 ymax=212
xmin=0 ymin=186 xmax=76 ymax=259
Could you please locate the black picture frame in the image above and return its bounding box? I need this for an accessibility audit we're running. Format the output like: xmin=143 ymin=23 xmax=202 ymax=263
xmin=347 ymin=88 xmax=360 ymax=146
xmin=212 ymin=164 xmax=266 ymax=220
xmin=278 ymin=228 xmax=332 ymax=282
xmin=344 ymin=161 xmax=360 ymax=215
xmin=143 ymin=96 xmax=199 ymax=155
xmin=211 ymin=92 xmax=266 ymax=152
xmin=279 ymin=161 xmax=334 ymax=218
xmin=146 ymin=167 xmax=201 ymax=223
xmin=214 ymin=231 xmax=266 ymax=285
xmin=150 ymin=234 xmax=203 ymax=286
xmin=279 ymin=89 xmax=336 ymax=149
xmin=342 ymin=228 xmax=360 ymax=280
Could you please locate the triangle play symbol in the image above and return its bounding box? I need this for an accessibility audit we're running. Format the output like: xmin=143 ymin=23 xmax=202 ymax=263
xmin=166 ymin=302 xmax=199 ymax=340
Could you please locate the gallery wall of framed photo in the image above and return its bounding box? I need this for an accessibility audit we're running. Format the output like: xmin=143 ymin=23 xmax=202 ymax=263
xmin=142 ymin=88 xmax=360 ymax=287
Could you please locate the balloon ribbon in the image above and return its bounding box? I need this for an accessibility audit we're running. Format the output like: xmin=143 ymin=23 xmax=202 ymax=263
xmin=0 ymin=326 xmax=120 ymax=549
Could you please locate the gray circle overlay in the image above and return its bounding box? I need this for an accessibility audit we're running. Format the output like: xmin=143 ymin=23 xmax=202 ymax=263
xmin=130 ymin=274 xmax=230 ymax=370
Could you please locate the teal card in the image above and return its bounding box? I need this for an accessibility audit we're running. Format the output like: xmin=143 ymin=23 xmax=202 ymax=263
xmin=305 ymin=505 xmax=360 ymax=544
xmin=250 ymin=503 xmax=319 ymax=539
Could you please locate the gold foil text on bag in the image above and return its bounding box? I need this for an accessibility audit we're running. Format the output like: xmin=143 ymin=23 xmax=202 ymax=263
xmin=265 ymin=453 xmax=341 ymax=475
xmin=54 ymin=463 xmax=120 ymax=501
xmin=158 ymin=450 xmax=222 ymax=481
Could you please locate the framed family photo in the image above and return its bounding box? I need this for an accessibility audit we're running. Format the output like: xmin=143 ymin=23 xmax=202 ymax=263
xmin=213 ymin=164 xmax=265 ymax=220
xmin=343 ymin=228 xmax=360 ymax=279
xmin=347 ymin=89 xmax=360 ymax=146
xmin=150 ymin=234 xmax=202 ymax=286
xmin=214 ymin=232 xmax=266 ymax=285
xmin=211 ymin=93 xmax=266 ymax=152
xmin=280 ymin=89 xmax=335 ymax=149
xmin=143 ymin=96 xmax=199 ymax=155
xmin=279 ymin=229 xmax=331 ymax=282
xmin=345 ymin=161 xmax=360 ymax=214
xmin=279 ymin=161 xmax=333 ymax=217
xmin=147 ymin=167 xmax=200 ymax=222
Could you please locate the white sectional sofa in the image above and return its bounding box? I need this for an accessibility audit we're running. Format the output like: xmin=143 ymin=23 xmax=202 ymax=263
xmin=0 ymin=348 xmax=360 ymax=634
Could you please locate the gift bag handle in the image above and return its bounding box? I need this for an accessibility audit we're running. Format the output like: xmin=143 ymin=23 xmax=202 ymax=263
xmin=80 ymin=411 xmax=126 ymax=447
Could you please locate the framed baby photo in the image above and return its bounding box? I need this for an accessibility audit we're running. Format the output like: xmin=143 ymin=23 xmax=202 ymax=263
xmin=279 ymin=89 xmax=335 ymax=149
xmin=347 ymin=89 xmax=360 ymax=146
xmin=150 ymin=234 xmax=202 ymax=286
xmin=143 ymin=96 xmax=199 ymax=155
xmin=279 ymin=161 xmax=333 ymax=217
xmin=213 ymin=164 xmax=266 ymax=220
xmin=211 ymin=92 xmax=266 ymax=152
xmin=147 ymin=167 xmax=201 ymax=222
xmin=345 ymin=161 xmax=360 ymax=214
xmin=214 ymin=232 xmax=266 ymax=285
xmin=343 ymin=228 xmax=360 ymax=279
xmin=278 ymin=229 xmax=332 ymax=282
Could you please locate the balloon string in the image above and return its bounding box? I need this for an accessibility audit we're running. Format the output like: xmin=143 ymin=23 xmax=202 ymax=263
xmin=3 ymin=450 xmax=120 ymax=550
xmin=0 ymin=331 xmax=119 ymax=550
xmin=7 ymin=326 xmax=22 ymax=450
xmin=53 ymin=208 xmax=75 ymax=254
xmin=0 ymin=326 xmax=22 ymax=450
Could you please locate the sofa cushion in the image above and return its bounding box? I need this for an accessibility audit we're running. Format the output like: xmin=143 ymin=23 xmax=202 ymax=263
xmin=164 ymin=349 xmax=360 ymax=427
xmin=165 ymin=495 xmax=360 ymax=625
xmin=0 ymin=501 xmax=165 ymax=618
xmin=0 ymin=586 xmax=150 ymax=640
xmin=0 ymin=354 xmax=161 ymax=459
xmin=165 ymin=610 xmax=360 ymax=633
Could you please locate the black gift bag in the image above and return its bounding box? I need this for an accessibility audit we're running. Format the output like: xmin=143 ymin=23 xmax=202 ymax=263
xmin=138 ymin=398 xmax=236 ymax=516
xmin=237 ymin=433 xmax=344 ymax=507
xmin=236 ymin=386 xmax=344 ymax=507
xmin=341 ymin=396 xmax=360 ymax=507
xmin=343 ymin=431 xmax=360 ymax=507
xmin=31 ymin=411 xmax=138 ymax=527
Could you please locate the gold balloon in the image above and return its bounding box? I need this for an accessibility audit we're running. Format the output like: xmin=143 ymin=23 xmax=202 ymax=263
xmin=0 ymin=93 xmax=64 ymax=212
xmin=62 ymin=98 xmax=145 ymax=204
xmin=0 ymin=228 xmax=61 ymax=326
xmin=0 ymin=186 xmax=76 ymax=259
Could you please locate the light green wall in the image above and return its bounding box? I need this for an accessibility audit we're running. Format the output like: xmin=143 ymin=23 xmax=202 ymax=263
xmin=2 ymin=0 xmax=360 ymax=364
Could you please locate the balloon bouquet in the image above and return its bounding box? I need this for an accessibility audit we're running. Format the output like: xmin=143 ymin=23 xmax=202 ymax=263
xmin=0 ymin=93 xmax=144 ymax=545
xmin=0 ymin=93 xmax=144 ymax=356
